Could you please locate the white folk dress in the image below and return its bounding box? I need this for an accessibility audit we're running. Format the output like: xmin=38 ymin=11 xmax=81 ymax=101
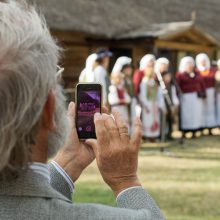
xmin=139 ymin=77 xmax=164 ymax=138
xmin=108 ymin=85 xmax=131 ymax=127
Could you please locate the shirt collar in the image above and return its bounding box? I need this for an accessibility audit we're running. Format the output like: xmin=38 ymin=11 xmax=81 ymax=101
xmin=29 ymin=162 xmax=50 ymax=182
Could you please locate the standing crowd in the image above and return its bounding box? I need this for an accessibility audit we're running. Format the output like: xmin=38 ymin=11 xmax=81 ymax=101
xmin=79 ymin=48 xmax=220 ymax=142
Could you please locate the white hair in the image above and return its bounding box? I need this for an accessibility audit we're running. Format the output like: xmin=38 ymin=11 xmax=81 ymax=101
xmin=155 ymin=57 xmax=169 ymax=73
xmin=139 ymin=54 xmax=155 ymax=71
xmin=179 ymin=56 xmax=195 ymax=73
xmin=196 ymin=53 xmax=211 ymax=71
xmin=0 ymin=1 xmax=61 ymax=179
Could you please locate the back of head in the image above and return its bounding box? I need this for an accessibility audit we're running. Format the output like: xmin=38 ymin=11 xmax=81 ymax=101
xmin=0 ymin=0 xmax=60 ymax=180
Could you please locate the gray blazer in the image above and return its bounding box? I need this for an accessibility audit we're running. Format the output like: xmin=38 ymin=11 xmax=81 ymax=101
xmin=0 ymin=164 xmax=165 ymax=220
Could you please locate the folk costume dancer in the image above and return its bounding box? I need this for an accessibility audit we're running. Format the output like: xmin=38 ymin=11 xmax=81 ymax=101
xmin=112 ymin=56 xmax=138 ymax=132
xmin=196 ymin=53 xmax=217 ymax=134
xmin=155 ymin=58 xmax=179 ymax=141
xmin=138 ymin=55 xmax=164 ymax=141
xmin=94 ymin=48 xmax=112 ymax=107
xmin=176 ymin=56 xmax=206 ymax=138
xmin=108 ymin=72 xmax=131 ymax=127
xmin=133 ymin=54 xmax=155 ymax=98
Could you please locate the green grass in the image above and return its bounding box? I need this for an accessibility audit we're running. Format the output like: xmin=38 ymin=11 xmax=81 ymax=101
xmin=73 ymin=132 xmax=220 ymax=220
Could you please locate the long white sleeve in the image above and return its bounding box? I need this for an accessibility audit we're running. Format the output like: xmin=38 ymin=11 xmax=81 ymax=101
xmin=171 ymin=85 xmax=180 ymax=106
xmin=108 ymin=85 xmax=120 ymax=105
xmin=79 ymin=69 xmax=86 ymax=82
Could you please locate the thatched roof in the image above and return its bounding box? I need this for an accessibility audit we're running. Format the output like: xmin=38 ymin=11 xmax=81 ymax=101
xmin=117 ymin=21 xmax=199 ymax=39
xmin=34 ymin=0 xmax=220 ymax=42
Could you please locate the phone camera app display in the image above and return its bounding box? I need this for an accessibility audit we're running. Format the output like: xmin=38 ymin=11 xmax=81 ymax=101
xmin=77 ymin=90 xmax=101 ymax=138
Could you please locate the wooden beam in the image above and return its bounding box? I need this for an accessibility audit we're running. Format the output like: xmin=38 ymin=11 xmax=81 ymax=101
xmin=155 ymin=40 xmax=216 ymax=53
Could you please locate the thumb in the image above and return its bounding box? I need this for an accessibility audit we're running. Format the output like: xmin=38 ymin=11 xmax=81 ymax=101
xmin=85 ymin=139 xmax=99 ymax=155
xmin=68 ymin=101 xmax=75 ymax=117
xmin=67 ymin=101 xmax=76 ymax=129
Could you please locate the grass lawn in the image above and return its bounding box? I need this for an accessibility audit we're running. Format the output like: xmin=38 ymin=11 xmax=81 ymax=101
xmin=73 ymin=131 xmax=220 ymax=220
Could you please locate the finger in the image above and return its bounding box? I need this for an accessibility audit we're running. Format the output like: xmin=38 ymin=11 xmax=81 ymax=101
xmin=102 ymin=113 xmax=110 ymax=120
xmin=112 ymin=110 xmax=129 ymax=143
xmin=67 ymin=101 xmax=76 ymax=129
xmin=102 ymin=106 xmax=109 ymax=114
xmin=85 ymin=139 xmax=99 ymax=156
xmin=103 ymin=115 xmax=120 ymax=142
xmin=68 ymin=101 xmax=75 ymax=117
xmin=94 ymin=113 xmax=109 ymax=145
xmin=130 ymin=117 xmax=142 ymax=150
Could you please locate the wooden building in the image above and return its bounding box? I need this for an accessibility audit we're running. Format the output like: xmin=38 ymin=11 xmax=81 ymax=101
xmin=35 ymin=0 xmax=220 ymax=88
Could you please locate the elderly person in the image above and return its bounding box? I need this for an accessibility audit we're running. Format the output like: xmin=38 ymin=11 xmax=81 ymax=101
xmin=196 ymin=53 xmax=217 ymax=134
xmin=0 ymin=1 xmax=165 ymax=220
xmin=176 ymin=57 xmax=206 ymax=138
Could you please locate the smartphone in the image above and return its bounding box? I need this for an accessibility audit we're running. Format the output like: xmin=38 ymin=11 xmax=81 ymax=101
xmin=75 ymin=83 xmax=102 ymax=140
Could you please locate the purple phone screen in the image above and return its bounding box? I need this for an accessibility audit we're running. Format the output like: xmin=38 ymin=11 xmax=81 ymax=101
xmin=77 ymin=90 xmax=101 ymax=138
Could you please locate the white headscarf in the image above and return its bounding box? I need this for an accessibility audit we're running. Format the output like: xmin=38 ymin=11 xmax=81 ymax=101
xmin=112 ymin=56 xmax=132 ymax=73
xmin=139 ymin=54 xmax=155 ymax=71
xmin=196 ymin=53 xmax=211 ymax=71
xmin=217 ymin=59 xmax=220 ymax=67
xmin=179 ymin=56 xmax=195 ymax=73
xmin=155 ymin=57 xmax=169 ymax=73
xmin=79 ymin=53 xmax=97 ymax=82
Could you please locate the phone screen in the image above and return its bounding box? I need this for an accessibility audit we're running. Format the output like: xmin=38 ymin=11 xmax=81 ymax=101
xmin=76 ymin=83 xmax=102 ymax=140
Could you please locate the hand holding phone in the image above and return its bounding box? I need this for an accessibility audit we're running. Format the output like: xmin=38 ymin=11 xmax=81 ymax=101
xmin=76 ymin=83 xmax=102 ymax=140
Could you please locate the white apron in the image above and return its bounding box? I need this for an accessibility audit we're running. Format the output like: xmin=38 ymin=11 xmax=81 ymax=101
xmin=180 ymin=92 xmax=203 ymax=131
xmin=203 ymin=88 xmax=217 ymax=128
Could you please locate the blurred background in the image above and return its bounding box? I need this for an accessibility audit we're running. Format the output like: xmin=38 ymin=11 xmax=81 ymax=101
xmin=34 ymin=0 xmax=220 ymax=89
xmin=33 ymin=1 xmax=220 ymax=219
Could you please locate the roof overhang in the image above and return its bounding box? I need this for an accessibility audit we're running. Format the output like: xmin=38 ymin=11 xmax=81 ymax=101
xmin=115 ymin=21 xmax=220 ymax=47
